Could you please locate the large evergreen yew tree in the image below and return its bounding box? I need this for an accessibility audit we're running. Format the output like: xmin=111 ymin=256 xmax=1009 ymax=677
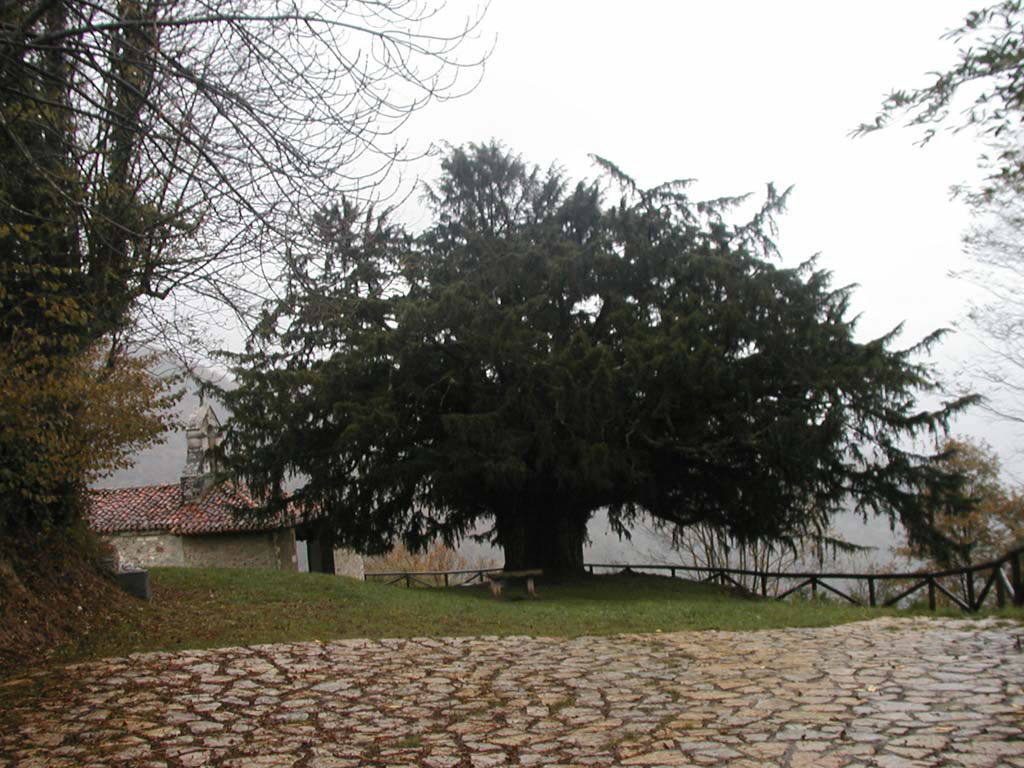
xmin=221 ymin=143 xmax=975 ymax=576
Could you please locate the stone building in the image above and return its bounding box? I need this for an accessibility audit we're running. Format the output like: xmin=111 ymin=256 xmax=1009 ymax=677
xmin=88 ymin=405 xmax=363 ymax=577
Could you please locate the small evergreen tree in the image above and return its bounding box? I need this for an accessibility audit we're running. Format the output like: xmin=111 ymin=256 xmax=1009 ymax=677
xmin=222 ymin=143 xmax=977 ymax=576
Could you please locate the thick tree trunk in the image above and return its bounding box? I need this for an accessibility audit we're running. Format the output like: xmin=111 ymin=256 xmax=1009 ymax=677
xmin=497 ymin=503 xmax=589 ymax=579
xmin=531 ymin=511 xmax=586 ymax=578
xmin=495 ymin=512 xmax=529 ymax=571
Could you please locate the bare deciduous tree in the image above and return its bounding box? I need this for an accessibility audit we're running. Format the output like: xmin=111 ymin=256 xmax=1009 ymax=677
xmin=953 ymin=175 xmax=1024 ymax=425
xmin=1 ymin=0 xmax=487 ymax=363
xmin=855 ymin=2 xmax=1024 ymax=427
xmin=0 ymin=0 xmax=485 ymax=534
xmin=646 ymin=520 xmax=862 ymax=596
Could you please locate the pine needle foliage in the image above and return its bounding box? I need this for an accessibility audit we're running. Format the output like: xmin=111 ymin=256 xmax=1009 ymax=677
xmin=221 ymin=142 xmax=978 ymax=575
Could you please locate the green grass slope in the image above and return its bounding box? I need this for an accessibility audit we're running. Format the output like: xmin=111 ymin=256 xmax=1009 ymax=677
xmin=67 ymin=567 xmax=897 ymax=662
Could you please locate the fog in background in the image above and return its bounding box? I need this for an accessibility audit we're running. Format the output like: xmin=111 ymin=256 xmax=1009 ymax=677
xmin=99 ymin=392 xmax=905 ymax=570
xmin=102 ymin=1 xmax=1008 ymax=570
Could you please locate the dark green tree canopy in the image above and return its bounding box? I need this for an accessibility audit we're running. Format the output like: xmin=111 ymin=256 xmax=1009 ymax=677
xmin=221 ymin=143 xmax=976 ymax=575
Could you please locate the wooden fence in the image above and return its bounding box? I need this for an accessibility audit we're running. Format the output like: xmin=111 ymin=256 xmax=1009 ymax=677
xmin=364 ymin=545 xmax=1024 ymax=612
xmin=364 ymin=566 xmax=504 ymax=589
xmin=587 ymin=544 xmax=1024 ymax=611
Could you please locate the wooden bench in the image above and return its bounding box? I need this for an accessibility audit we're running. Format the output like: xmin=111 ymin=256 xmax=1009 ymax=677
xmin=485 ymin=569 xmax=543 ymax=597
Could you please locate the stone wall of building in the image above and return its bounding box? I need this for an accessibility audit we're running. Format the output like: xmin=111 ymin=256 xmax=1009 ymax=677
xmin=274 ymin=530 xmax=299 ymax=571
xmin=182 ymin=529 xmax=298 ymax=571
xmin=106 ymin=532 xmax=185 ymax=569
xmin=106 ymin=529 xmax=300 ymax=571
xmin=333 ymin=548 xmax=365 ymax=580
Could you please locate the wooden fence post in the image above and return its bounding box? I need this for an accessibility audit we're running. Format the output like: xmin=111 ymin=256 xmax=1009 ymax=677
xmin=364 ymin=552 xmax=1023 ymax=613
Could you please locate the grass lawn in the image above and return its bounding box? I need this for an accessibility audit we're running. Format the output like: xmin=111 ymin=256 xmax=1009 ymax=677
xmin=62 ymin=567 xmax=1023 ymax=664
xmin=56 ymin=567 xmax=927 ymax=663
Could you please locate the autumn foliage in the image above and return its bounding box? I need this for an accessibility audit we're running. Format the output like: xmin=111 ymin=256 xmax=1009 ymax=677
xmin=0 ymin=342 xmax=174 ymax=534
xmin=902 ymin=437 xmax=1024 ymax=568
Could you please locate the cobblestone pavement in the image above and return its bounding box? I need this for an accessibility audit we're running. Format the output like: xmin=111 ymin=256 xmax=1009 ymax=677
xmin=1 ymin=618 xmax=1022 ymax=768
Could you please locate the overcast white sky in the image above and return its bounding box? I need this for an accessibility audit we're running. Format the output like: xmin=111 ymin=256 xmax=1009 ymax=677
xmin=389 ymin=0 xmax=1019 ymax=478
xmin=121 ymin=1 xmax=1018 ymax=556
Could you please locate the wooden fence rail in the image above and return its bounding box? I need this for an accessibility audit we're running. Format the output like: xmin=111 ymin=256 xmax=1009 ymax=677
xmin=364 ymin=567 xmax=504 ymax=589
xmin=364 ymin=545 xmax=1024 ymax=613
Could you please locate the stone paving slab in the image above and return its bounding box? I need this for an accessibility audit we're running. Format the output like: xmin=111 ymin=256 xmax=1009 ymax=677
xmin=0 ymin=617 xmax=1022 ymax=767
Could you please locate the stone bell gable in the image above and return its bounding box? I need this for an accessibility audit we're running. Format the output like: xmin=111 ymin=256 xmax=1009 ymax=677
xmin=87 ymin=402 xmax=362 ymax=577
xmin=180 ymin=404 xmax=221 ymax=502
xmin=88 ymin=401 xmax=299 ymax=570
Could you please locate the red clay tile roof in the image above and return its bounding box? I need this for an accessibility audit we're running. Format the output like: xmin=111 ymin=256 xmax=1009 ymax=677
xmin=88 ymin=483 xmax=294 ymax=535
